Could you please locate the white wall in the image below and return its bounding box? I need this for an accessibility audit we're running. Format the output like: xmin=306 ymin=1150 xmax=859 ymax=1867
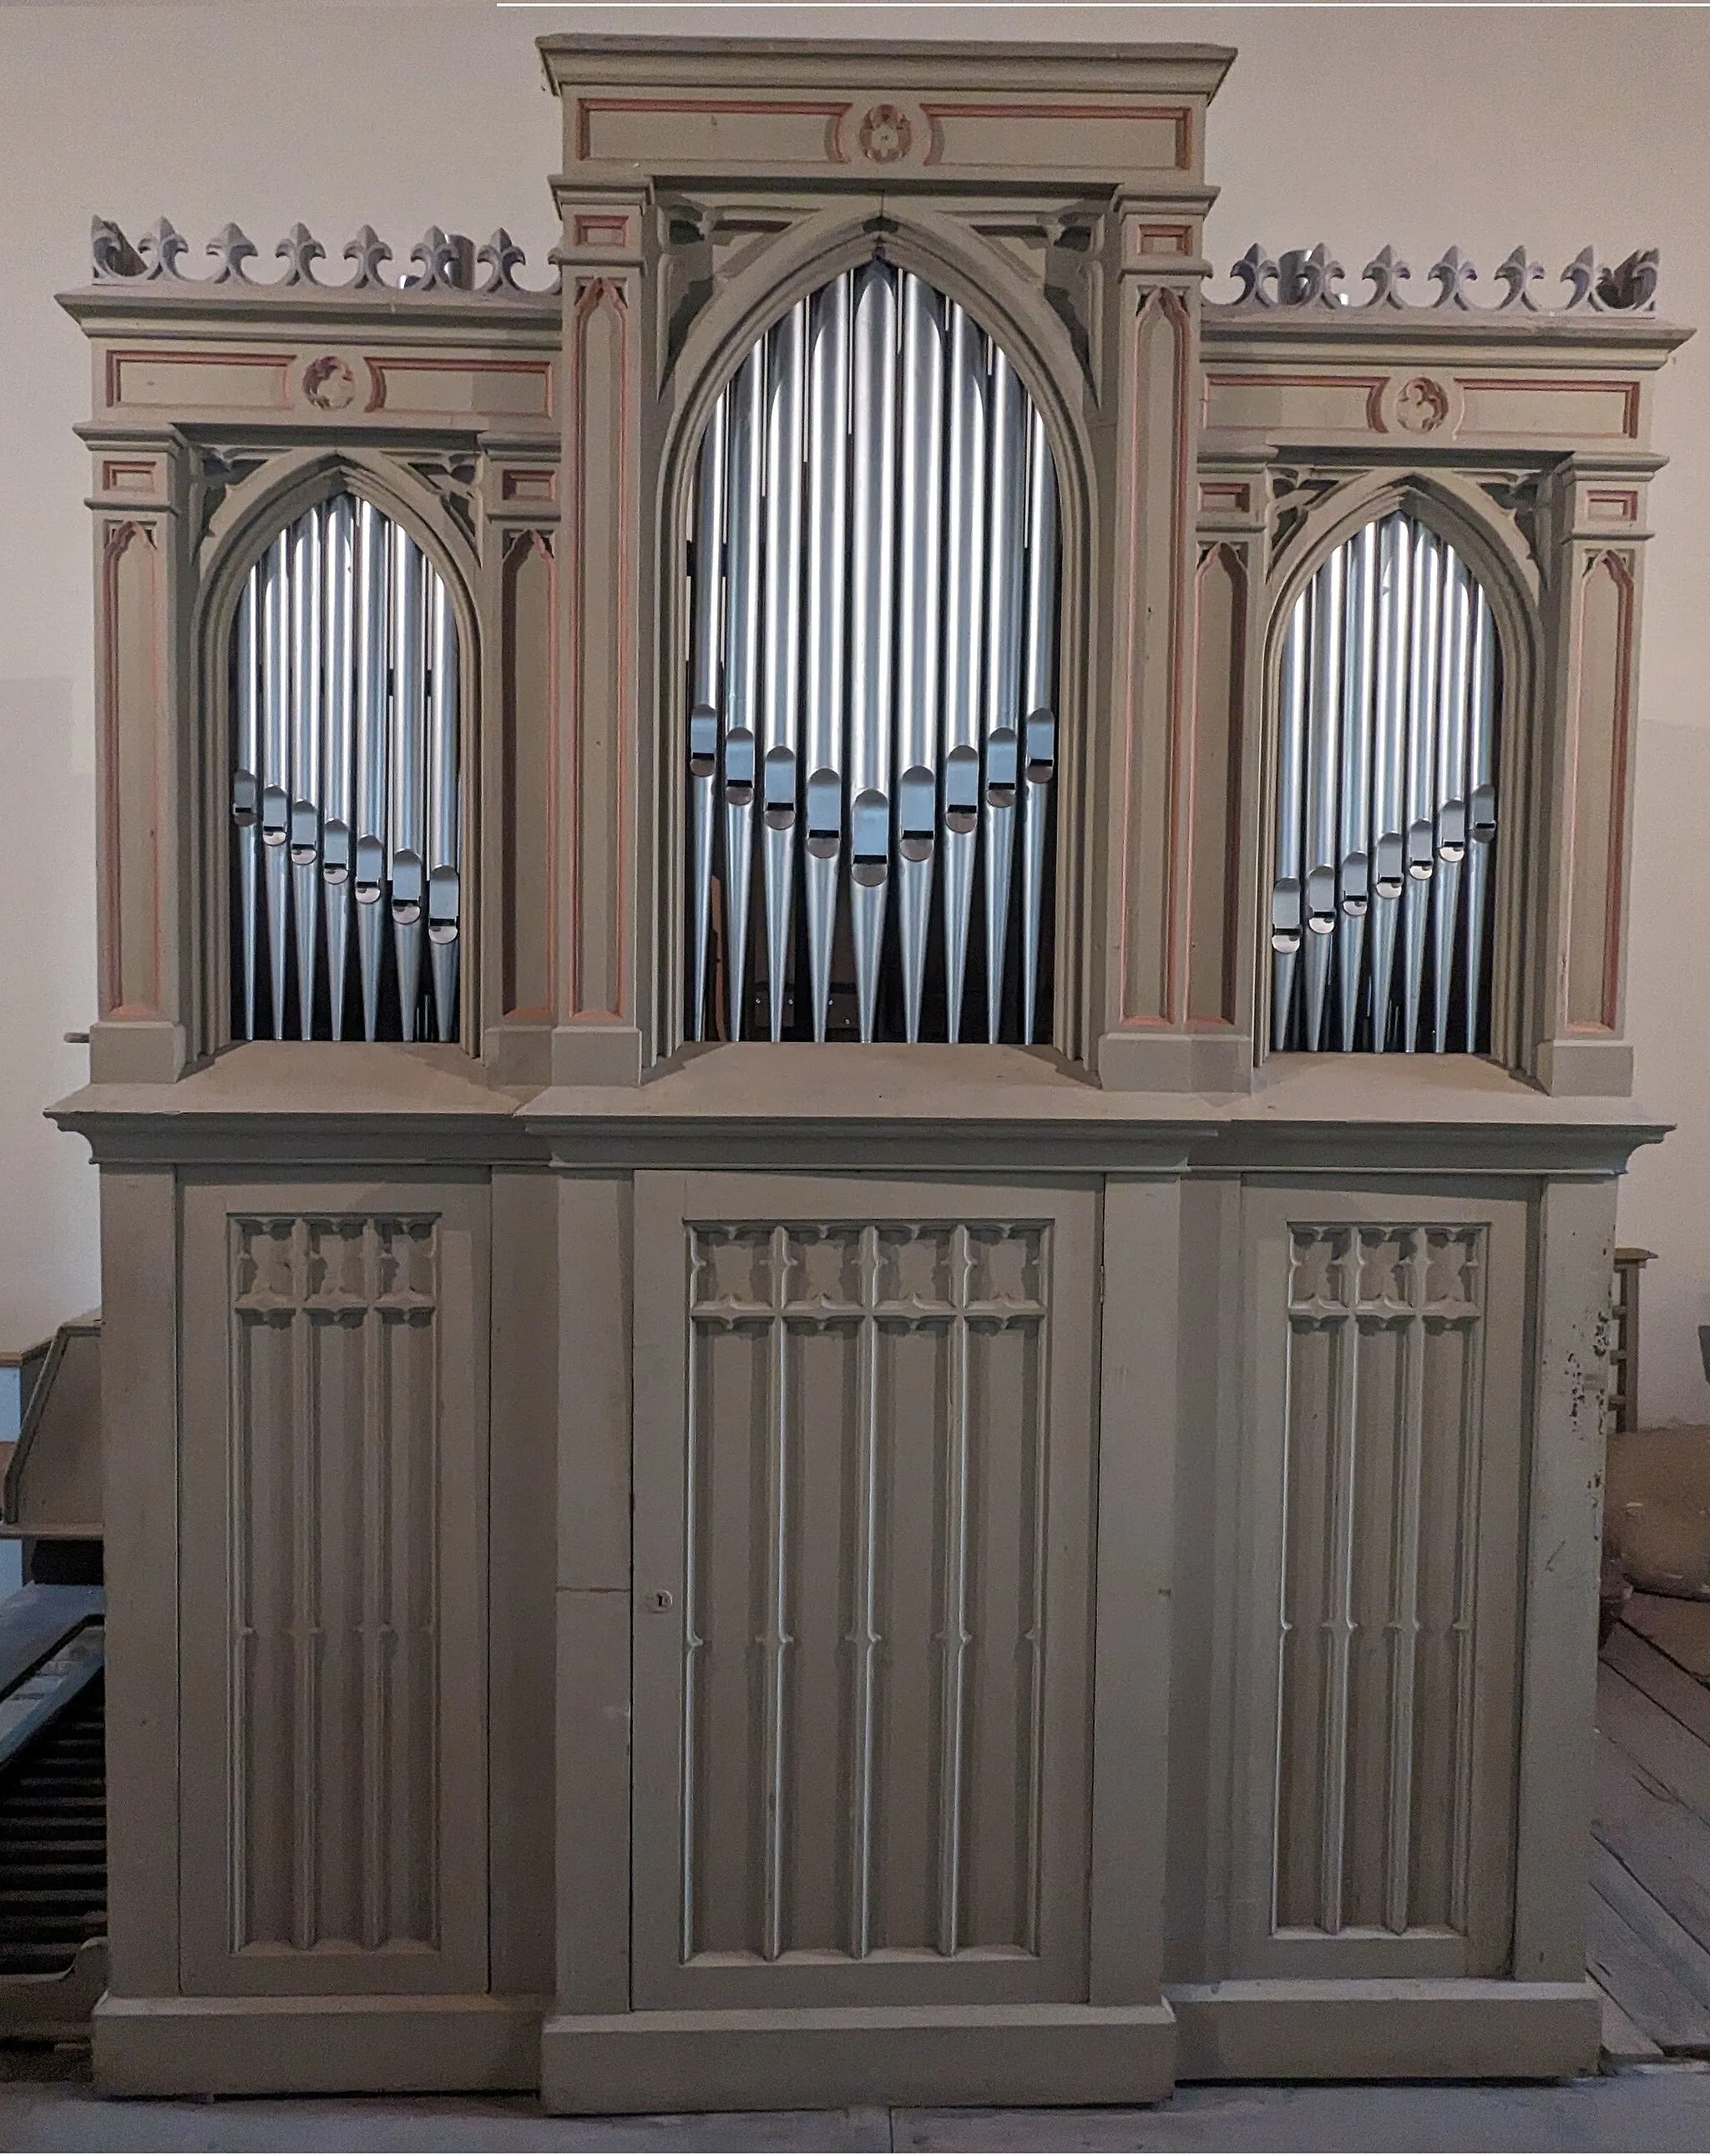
xmin=3 ymin=3 xmax=1707 ymax=1419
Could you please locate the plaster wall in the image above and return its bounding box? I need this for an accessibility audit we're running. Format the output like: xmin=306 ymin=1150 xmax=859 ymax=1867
xmin=1 ymin=0 xmax=1706 ymax=1418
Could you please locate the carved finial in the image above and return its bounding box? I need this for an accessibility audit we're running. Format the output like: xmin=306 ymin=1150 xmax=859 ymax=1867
xmin=137 ymin=216 xmax=189 ymax=281
xmin=90 ymin=216 xmax=144 ymax=280
xmin=1428 ymin=246 xmax=1477 ymax=308
xmin=1277 ymin=244 xmax=1345 ymax=307
xmin=342 ymin=225 xmax=392 ymax=291
xmin=205 ymin=222 xmax=257 ymax=285
xmin=407 ymin=227 xmax=474 ymax=292
xmin=274 ymin=223 xmax=325 ymax=286
xmin=1493 ymin=246 xmax=1543 ymax=311
xmin=1561 ymin=245 xmax=1598 ymax=310
xmin=476 ymin=227 xmax=527 ymax=296
xmin=1231 ymin=243 xmax=1278 ymax=306
xmin=1360 ymin=245 xmax=1411 ymax=308
xmin=1598 ymin=247 xmax=1659 ymax=311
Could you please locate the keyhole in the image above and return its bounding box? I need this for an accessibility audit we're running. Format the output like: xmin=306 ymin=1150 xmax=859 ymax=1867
xmin=650 ymin=1589 xmax=673 ymax=1612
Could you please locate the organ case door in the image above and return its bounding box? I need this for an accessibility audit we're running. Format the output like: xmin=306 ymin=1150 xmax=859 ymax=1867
xmin=177 ymin=1178 xmax=491 ymax=1997
xmin=630 ymin=1174 xmax=1099 ymax=2010
xmin=1228 ymin=1185 xmax=1529 ymax=1980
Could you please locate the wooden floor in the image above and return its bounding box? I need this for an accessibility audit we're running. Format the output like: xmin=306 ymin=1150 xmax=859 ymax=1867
xmin=1591 ymin=1592 xmax=1710 ymax=2062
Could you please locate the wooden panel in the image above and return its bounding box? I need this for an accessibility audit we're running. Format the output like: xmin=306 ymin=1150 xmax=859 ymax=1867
xmin=1275 ymin=1227 xmax=1488 ymax=1940
xmin=632 ymin=1176 xmax=1095 ymax=2012
xmin=1185 ymin=544 xmax=1245 ymax=1025
xmin=1233 ymin=1190 xmax=1528 ymax=1981
xmin=106 ymin=349 xmax=291 ymax=412
xmin=921 ymin=100 xmax=1189 ymax=171
xmin=1202 ymin=372 xmax=1384 ymax=438
xmin=501 ymin=533 xmax=557 ymax=1020
xmin=574 ymin=94 xmax=852 ymax=167
xmin=1565 ymin=552 xmax=1634 ymax=1030
xmin=367 ymin=357 xmax=554 ymax=420
xmin=1457 ymin=377 xmax=1639 ymax=443
xmin=180 ymin=1184 xmax=488 ymax=1997
xmin=1117 ymin=288 xmax=1192 ymax=1027
xmin=100 ymin=522 xmax=165 ymax=1017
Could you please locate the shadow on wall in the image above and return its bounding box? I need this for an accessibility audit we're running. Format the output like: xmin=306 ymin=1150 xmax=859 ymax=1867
xmin=1625 ymin=716 xmax=1710 ymax=1425
xmin=0 ymin=679 xmax=98 ymax=1339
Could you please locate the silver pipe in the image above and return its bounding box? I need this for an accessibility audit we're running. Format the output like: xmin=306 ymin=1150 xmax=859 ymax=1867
xmin=321 ymin=495 xmax=355 ymax=1040
xmin=847 ymin=260 xmax=898 ymax=1045
xmin=1337 ymin=525 xmax=1379 ymax=1049
xmin=761 ymin=301 xmax=807 ymax=1042
xmin=426 ymin=569 xmax=460 ymax=1045
xmin=1464 ymin=587 xmax=1499 ymax=1051
xmin=688 ymin=393 xmax=727 ymax=1040
xmin=389 ymin=524 xmax=426 ymax=1040
xmin=803 ymin=276 xmax=850 ymax=1040
xmin=722 ymin=344 xmax=766 ymax=1040
xmin=260 ymin=529 xmax=290 ymax=1040
xmin=982 ymin=346 xmax=1028 ymax=1041
xmin=941 ymin=303 xmax=987 ymax=1042
xmin=353 ymin=497 xmax=388 ymax=1041
xmin=1269 ymin=591 xmax=1309 ymax=1047
xmin=1370 ymin=513 xmax=1411 ymax=906
xmin=1020 ymin=410 xmax=1059 ymax=1045
xmin=289 ymin=509 xmax=324 ymax=1036
xmin=1432 ymin=551 xmax=1474 ymax=1050
xmin=1400 ymin=524 xmax=1443 ymax=1050
xmin=895 ymin=273 xmax=945 ymax=1043
xmin=1303 ymin=553 xmax=1344 ymax=1050
xmin=232 ymin=564 xmax=261 ymax=1040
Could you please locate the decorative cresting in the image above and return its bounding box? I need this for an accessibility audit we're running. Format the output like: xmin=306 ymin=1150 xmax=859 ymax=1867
xmin=685 ymin=259 xmax=1061 ymax=1047
xmin=1269 ymin=510 xmax=1500 ymax=1055
xmin=1278 ymin=1224 xmax=1487 ymax=1939
xmin=229 ymin=493 xmax=463 ymax=1044
xmin=1226 ymin=240 xmax=1659 ymax=314
xmin=90 ymin=215 xmax=559 ymax=296
xmin=683 ymin=1220 xmax=1048 ymax=1961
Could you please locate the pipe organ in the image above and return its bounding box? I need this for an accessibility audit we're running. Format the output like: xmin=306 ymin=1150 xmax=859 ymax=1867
xmin=49 ymin=33 xmax=1687 ymax=2113
xmin=1268 ymin=509 xmax=1500 ymax=1055
xmin=230 ymin=494 xmax=463 ymax=1045
xmin=686 ymin=261 xmax=1060 ymax=1046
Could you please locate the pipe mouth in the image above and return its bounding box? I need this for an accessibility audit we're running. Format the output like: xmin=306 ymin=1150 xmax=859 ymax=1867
xmin=260 ymin=785 xmax=288 ymax=845
xmin=390 ymin=849 xmax=424 ymax=926
xmin=322 ymin=821 xmax=352 ymax=884
xmin=289 ymin=800 xmax=321 ymax=868
xmin=689 ymin=705 xmax=717 ymax=780
xmin=723 ymin=726 xmax=756 ymax=808
xmin=985 ymin=726 xmax=1019 ymax=809
xmin=944 ymin=743 xmax=979 ymax=834
xmin=354 ymin=834 xmax=385 ymax=904
xmin=231 ymin=770 xmax=259 ymax=826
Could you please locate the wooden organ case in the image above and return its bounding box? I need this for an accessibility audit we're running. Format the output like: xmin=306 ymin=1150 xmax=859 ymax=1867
xmin=49 ymin=35 xmax=1689 ymax=2105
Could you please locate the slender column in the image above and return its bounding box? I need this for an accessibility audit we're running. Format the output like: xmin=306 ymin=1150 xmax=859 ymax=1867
xmin=1096 ymin=200 xmax=1215 ymax=1090
xmin=553 ymin=188 xmax=650 ymax=1085
xmin=1530 ymin=459 xmax=1654 ymax=1097
xmin=87 ymin=438 xmax=190 ymax=1081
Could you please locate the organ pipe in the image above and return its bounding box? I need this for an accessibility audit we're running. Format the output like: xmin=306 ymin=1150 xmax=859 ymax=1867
xmin=685 ymin=258 xmax=1060 ymax=1047
xmin=1269 ymin=508 xmax=1500 ymax=1055
xmin=230 ymin=492 xmax=461 ymax=1044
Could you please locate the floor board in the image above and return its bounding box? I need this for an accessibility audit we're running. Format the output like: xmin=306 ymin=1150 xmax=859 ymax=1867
xmin=1591 ymin=1619 xmax=1710 ymax=2059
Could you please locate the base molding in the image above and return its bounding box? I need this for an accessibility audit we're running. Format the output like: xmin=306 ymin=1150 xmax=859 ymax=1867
xmin=541 ymin=2002 xmax=1176 ymax=2113
xmin=92 ymin=1992 xmax=548 ymax=2097
xmin=1166 ymin=1977 xmax=1601 ymax=2081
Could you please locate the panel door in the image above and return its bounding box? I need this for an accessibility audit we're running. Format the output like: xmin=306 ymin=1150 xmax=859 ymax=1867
xmin=179 ymin=1178 xmax=489 ymax=1996
xmin=1228 ymin=1185 xmax=1529 ymax=1980
xmin=631 ymin=1173 xmax=1099 ymax=2010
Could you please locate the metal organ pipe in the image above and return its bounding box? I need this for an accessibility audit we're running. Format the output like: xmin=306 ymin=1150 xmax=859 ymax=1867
xmin=1268 ymin=507 xmax=1501 ymax=1055
xmin=229 ymin=491 xmax=462 ymax=1045
xmin=847 ymin=260 xmax=898 ymax=1045
xmin=684 ymin=258 xmax=1061 ymax=1047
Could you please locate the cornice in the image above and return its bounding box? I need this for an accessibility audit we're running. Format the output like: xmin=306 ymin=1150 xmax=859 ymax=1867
xmin=536 ymin=36 xmax=1238 ymax=100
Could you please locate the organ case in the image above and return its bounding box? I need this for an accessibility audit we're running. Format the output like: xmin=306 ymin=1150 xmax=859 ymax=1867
xmin=47 ymin=33 xmax=1688 ymax=2108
